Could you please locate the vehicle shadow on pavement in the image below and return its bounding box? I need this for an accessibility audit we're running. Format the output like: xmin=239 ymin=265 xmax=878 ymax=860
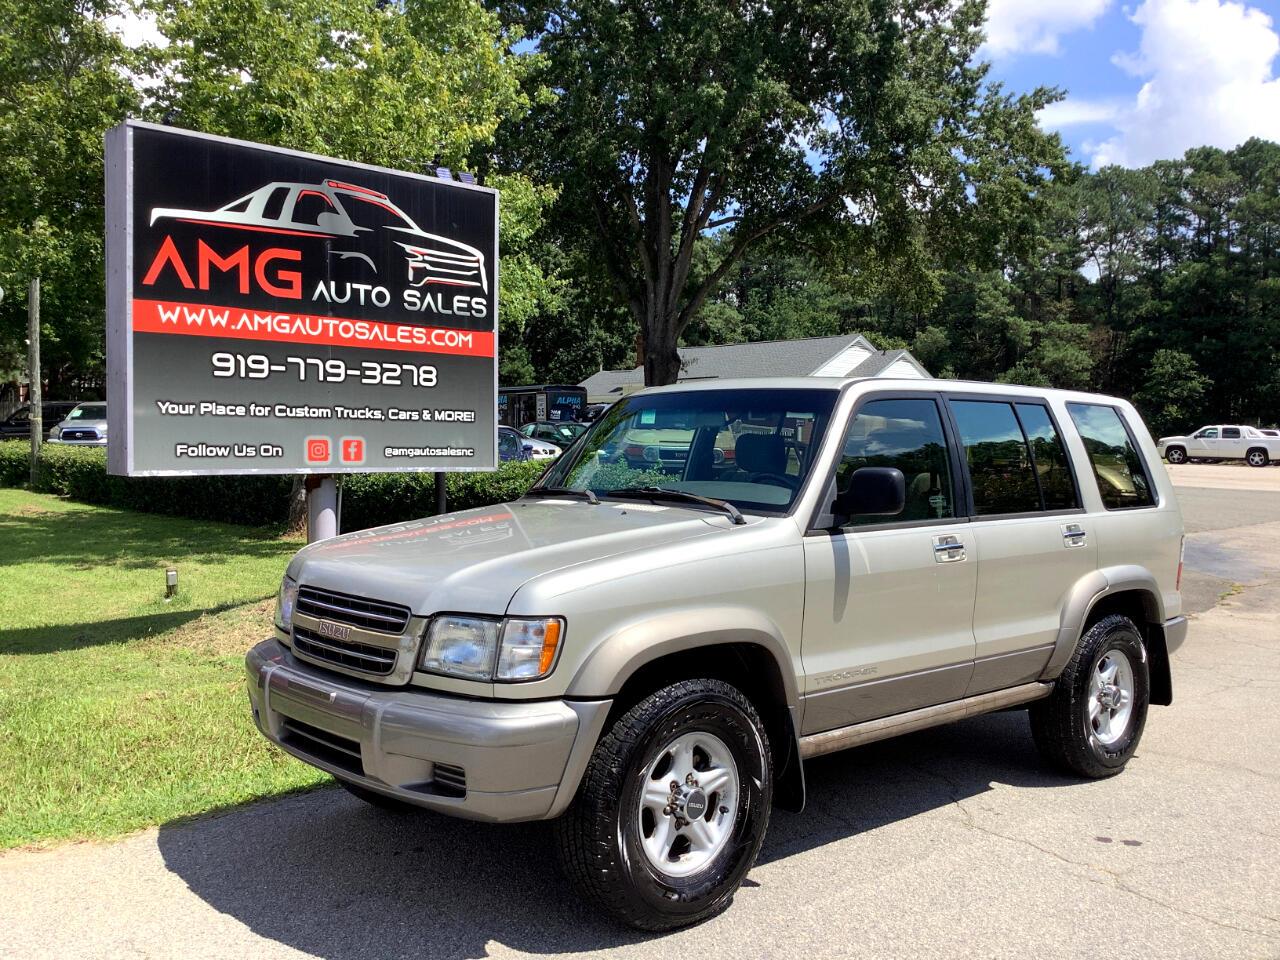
xmin=156 ymin=709 xmax=1077 ymax=959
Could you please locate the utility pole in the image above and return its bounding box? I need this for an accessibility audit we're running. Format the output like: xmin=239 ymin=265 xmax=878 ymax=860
xmin=28 ymin=278 xmax=41 ymax=485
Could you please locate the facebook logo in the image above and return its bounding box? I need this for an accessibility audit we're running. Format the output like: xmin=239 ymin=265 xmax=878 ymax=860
xmin=339 ymin=437 xmax=365 ymax=465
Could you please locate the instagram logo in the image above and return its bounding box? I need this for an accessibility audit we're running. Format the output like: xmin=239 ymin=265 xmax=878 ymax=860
xmin=339 ymin=437 xmax=365 ymax=465
xmin=305 ymin=437 xmax=331 ymax=464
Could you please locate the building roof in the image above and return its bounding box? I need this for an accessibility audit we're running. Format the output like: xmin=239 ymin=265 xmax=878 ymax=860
xmin=580 ymin=335 xmax=929 ymax=399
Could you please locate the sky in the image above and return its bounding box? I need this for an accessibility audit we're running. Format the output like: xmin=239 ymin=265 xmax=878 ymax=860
xmin=110 ymin=0 xmax=1280 ymax=171
xmin=986 ymin=0 xmax=1280 ymax=168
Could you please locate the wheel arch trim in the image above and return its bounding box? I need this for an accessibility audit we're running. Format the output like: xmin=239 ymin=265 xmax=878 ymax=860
xmin=1041 ymin=566 xmax=1165 ymax=681
xmin=562 ymin=607 xmax=800 ymax=708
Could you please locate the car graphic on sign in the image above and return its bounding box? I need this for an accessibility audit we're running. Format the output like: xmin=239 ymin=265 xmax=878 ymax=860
xmin=149 ymin=179 xmax=488 ymax=293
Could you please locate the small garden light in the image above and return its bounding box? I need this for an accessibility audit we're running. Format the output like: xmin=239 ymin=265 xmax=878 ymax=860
xmin=165 ymin=567 xmax=178 ymax=599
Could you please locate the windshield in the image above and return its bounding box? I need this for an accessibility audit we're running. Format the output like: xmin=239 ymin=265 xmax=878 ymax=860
xmin=69 ymin=404 xmax=106 ymax=420
xmin=554 ymin=422 xmax=587 ymax=440
xmin=536 ymin=388 xmax=838 ymax=514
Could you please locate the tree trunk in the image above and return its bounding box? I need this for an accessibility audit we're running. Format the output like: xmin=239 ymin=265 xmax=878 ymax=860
xmin=642 ymin=320 xmax=683 ymax=386
xmin=286 ymin=477 xmax=307 ymax=533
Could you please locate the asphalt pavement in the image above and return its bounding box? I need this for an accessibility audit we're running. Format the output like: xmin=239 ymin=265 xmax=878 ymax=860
xmin=2 ymin=464 xmax=1277 ymax=960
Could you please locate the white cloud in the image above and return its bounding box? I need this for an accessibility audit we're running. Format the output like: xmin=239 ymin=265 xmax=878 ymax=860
xmin=983 ymin=0 xmax=1113 ymax=57
xmin=1038 ymin=99 xmax=1125 ymax=128
xmin=1083 ymin=0 xmax=1280 ymax=167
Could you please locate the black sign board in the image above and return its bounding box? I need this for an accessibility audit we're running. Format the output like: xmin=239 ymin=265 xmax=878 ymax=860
xmin=105 ymin=121 xmax=498 ymax=475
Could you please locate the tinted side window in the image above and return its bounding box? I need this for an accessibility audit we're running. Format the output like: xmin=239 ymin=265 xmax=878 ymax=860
xmin=1067 ymin=403 xmax=1155 ymax=509
xmin=498 ymin=430 xmax=520 ymax=457
xmin=1222 ymin=427 xmax=1241 ymax=439
xmin=950 ymin=401 xmax=1041 ymax=515
xmin=1016 ymin=404 xmax=1078 ymax=510
xmin=1198 ymin=427 xmax=1218 ymax=439
xmin=838 ymin=398 xmax=954 ymax=526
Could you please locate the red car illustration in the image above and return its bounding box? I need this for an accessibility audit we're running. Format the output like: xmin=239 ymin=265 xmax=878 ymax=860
xmin=149 ymin=179 xmax=488 ymax=293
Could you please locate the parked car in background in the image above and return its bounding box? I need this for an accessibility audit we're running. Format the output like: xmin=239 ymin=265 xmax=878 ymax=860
xmin=1156 ymin=424 xmax=1280 ymax=467
xmin=249 ymin=377 xmax=1185 ymax=929
xmin=47 ymin=402 xmax=108 ymax=446
xmin=498 ymin=426 xmax=531 ymax=463
xmin=0 ymin=401 xmax=79 ymax=440
xmin=521 ymin=420 xmax=588 ymax=450
xmin=523 ymin=434 xmax=561 ymax=461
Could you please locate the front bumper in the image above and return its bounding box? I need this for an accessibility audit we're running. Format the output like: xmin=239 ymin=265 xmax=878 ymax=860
xmin=247 ymin=639 xmax=610 ymax=822
xmin=47 ymin=437 xmax=108 ymax=446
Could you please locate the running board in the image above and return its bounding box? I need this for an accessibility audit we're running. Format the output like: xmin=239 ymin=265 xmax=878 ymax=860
xmin=798 ymin=681 xmax=1055 ymax=759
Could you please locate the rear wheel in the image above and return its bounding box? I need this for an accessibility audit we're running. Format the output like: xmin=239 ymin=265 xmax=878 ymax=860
xmin=1246 ymin=448 xmax=1269 ymax=468
xmin=1164 ymin=446 xmax=1187 ymax=464
xmin=556 ymin=679 xmax=772 ymax=930
xmin=1031 ymin=614 xmax=1150 ymax=778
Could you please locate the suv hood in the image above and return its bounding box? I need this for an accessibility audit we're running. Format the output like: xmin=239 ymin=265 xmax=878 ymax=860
xmin=289 ymin=499 xmax=729 ymax=616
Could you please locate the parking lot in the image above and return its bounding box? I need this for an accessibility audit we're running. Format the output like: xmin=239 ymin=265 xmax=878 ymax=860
xmin=2 ymin=462 xmax=1277 ymax=960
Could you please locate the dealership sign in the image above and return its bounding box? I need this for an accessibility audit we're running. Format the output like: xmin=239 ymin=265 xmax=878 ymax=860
xmin=105 ymin=121 xmax=497 ymax=475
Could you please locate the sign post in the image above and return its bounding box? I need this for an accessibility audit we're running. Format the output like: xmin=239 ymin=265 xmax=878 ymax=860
xmin=28 ymin=277 xmax=41 ymax=485
xmin=105 ymin=122 xmax=498 ymax=540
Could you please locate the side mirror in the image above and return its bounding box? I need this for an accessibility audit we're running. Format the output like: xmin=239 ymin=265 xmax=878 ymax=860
xmin=835 ymin=467 xmax=906 ymax=519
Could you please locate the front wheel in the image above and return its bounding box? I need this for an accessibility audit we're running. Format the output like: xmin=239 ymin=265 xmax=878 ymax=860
xmin=1030 ymin=614 xmax=1150 ymax=778
xmin=555 ymin=679 xmax=773 ymax=930
xmin=1246 ymin=448 xmax=1270 ymax=468
xmin=1164 ymin=446 xmax=1187 ymax=464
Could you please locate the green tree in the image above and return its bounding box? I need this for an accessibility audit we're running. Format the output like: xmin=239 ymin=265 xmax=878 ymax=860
xmin=0 ymin=0 xmax=140 ymax=393
xmin=146 ymin=0 xmax=563 ymax=386
xmin=499 ymin=0 xmax=1064 ymax=385
xmin=1134 ymin=349 xmax=1210 ymax=437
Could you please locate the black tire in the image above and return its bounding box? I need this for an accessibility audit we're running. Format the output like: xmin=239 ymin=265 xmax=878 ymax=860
xmin=555 ymin=679 xmax=773 ymax=931
xmin=1031 ymin=614 xmax=1150 ymax=778
xmin=337 ymin=777 xmax=420 ymax=813
xmin=1164 ymin=446 xmax=1187 ymax=464
xmin=1246 ymin=448 xmax=1269 ymax=468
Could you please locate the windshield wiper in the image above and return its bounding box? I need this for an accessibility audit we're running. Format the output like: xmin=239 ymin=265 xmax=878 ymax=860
xmin=604 ymin=487 xmax=746 ymax=525
xmin=525 ymin=486 xmax=600 ymax=505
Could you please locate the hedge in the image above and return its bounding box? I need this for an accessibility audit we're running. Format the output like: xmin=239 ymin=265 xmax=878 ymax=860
xmin=0 ymin=441 xmax=549 ymax=531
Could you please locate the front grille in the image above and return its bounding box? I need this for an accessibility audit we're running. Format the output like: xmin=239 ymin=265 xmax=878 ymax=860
xmin=293 ymin=624 xmax=397 ymax=676
xmin=62 ymin=429 xmax=98 ymax=441
xmin=281 ymin=717 xmax=363 ymax=776
xmin=296 ymin=586 xmax=410 ymax=634
xmin=433 ymin=762 xmax=467 ymax=797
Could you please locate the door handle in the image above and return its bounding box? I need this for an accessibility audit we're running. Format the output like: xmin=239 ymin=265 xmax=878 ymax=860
xmin=1061 ymin=522 xmax=1088 ymax=548
xmin=932 ymin=534 xmax=966 ymax=563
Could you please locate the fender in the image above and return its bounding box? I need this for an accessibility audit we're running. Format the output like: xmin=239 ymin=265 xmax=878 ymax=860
xmin=1041 ymin=564 xmax=1165 ymax=681
xmin=563 ymin=605 xmax=801 ymax=708
xmin=555 ymin=606 xmax=806 ymax=814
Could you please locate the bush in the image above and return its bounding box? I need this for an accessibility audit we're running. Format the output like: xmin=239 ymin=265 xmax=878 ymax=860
xmin=0 ymin=440 xmax=550 ymax=531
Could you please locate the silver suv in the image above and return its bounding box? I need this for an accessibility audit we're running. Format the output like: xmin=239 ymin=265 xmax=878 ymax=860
xmin=248 ymin=378 xmax=1186 ymax=930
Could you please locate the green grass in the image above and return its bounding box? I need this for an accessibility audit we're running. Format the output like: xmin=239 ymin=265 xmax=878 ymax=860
xmin=0 ymin=489 xmax=327 ymax=849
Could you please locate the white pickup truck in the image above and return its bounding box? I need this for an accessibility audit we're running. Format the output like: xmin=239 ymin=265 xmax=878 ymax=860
xmin=1156 ymin=425 xmax=1280 ymax=467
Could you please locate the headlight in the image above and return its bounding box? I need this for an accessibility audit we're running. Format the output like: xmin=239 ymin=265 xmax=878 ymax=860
xmin=420 ymin=615 xmax=501 ymax=680
xmin=275 ymin=576 xmax=298 ymax=632
xmin=420 ymin=615 xmax=565 ymax=682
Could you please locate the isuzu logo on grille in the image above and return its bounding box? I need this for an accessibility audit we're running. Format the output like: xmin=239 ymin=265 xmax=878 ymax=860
xmin=316 ymin=620 xmax=352 ymax=641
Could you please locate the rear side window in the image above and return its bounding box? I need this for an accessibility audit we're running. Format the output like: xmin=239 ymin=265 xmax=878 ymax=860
xmin=1067 ymin=403 xmax=1155 ymax=510
xmin=838 ymin=398 xmax=954 ymax=526
xmin=950 ymin=401 xmax=1042 ymax=515
xmin=1016 ymin=404 xmax=1078 ymax=510
xmin=1222 ymin=427 xmax=1241 ymax=439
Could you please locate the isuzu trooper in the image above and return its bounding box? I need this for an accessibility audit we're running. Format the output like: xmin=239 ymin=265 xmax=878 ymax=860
xmin=248 ymin=377 xmax=1186 ymax=929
